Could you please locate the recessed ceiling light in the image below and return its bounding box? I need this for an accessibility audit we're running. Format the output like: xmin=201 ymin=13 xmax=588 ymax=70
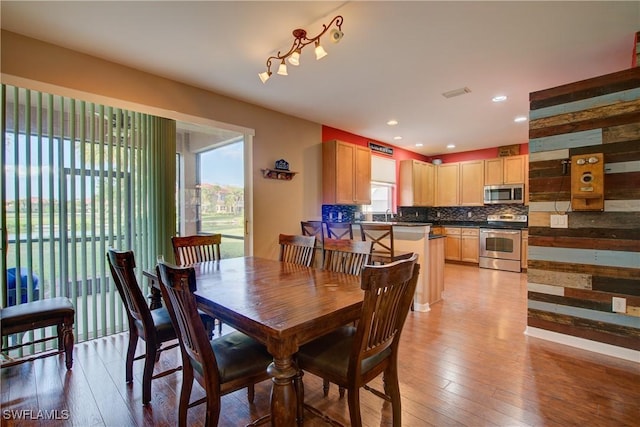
xmin=446 ymin=144 xmax=455 ymax=149
xmin=415 ymin=143 xmax=423 ymax=147
xmin=387 ymin=120 xmax=398 ymax=126
xmin=514 ymin=116 xmax=527 ymax=123
xmin=393 ymin=136 xmax=403 ymax=140
xmin=492 ymin=95 xmax=507 ymax=102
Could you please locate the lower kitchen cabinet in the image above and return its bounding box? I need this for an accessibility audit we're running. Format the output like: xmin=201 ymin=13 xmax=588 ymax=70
xmin=429 ymin=236 xmax=445 ymax=304
xmin=443 ymin=227 xmax=461 ymax=261
xmin=461 ymin=228 xmax=479 ymax=263
xmin=444 ymin=226 xmax=479 ymax=263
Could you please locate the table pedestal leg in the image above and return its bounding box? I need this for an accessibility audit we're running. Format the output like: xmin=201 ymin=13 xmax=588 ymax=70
xmin=267 ymin=357 xmax=298 ymax=426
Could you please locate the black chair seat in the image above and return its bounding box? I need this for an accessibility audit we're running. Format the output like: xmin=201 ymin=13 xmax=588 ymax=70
xmin=1 ymin=297 xmax=75 ymax=369
xmin=193 ymin=331 xmax=272 ymax=383
xmin=297 ymin=325 xmax=391 ymax=381
xmin=1 ymin=297 xmax=74 ymax=332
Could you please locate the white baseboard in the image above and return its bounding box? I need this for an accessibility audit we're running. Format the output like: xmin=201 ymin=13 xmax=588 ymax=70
xmin=525 ymin=327 xmax=640 ymax=363
xmin=412 ymin=301 xmax=430 ymax=312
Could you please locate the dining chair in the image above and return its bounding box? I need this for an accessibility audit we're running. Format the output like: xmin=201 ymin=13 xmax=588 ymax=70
xmin=107 ymin=248 xmax=184 ymax=405
xmin=172 ymin=234 xmax=222 ymax=266
xmin=359 ymin=223 xmax=413 ymax=264
xmin=322 ymin=238 xmax=372 ymax=276
xmin=278 ymin=234 xmax=316 ymax=267
xmin=300 ymin=220 xmax=323 ymax=240
xmin=295 ymin=254 xmax=420 ymax=427
xmin=323 ymin=221 xmax=354 ymax=240
xmin=155 ymin=261 xmax=272 ymax=427
xmin=171 ymin=234 xmax=223 ymax=334
xmin=301 ymin=220 xmax=325 ymax=266
xmin=319 ymin=237 xmax=373 ymax=398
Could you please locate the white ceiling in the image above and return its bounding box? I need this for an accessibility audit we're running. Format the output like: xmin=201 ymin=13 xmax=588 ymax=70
xmin=2 ymin=1 xmax=638 ymax=156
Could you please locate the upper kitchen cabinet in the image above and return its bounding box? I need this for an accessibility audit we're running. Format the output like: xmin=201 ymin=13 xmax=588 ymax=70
xmin=323 ymin=140 xmax=371 ymax=205
xmin=435 ymin=163 xmax=459 ymax=206
xmin=399 ymin=159 xmax=434 ymax=206
xmin=459 ymin=160 xmax=484 ymax=206
xmin=484 ymin=155 xmax=527 ymax=185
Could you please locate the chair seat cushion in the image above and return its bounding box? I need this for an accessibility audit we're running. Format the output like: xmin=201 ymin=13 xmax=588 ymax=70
xmin=297 ymin=325 xmax=391 ymax=381
xmin=134 ymin=307 xmax=176 ymax=342
xmin=1 ymin=297 xmax=74 ymax=332
xmin=135 ymin=307 xmax=213 ymax=342
xmin=201 ymin=331 xmax=272 ymax=383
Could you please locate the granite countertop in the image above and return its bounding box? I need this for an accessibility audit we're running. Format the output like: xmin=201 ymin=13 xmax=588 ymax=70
xmin=432 ymin=220 xmax=528 ymax=229
xmin=354 ymin=221 xmax=433 ymax=227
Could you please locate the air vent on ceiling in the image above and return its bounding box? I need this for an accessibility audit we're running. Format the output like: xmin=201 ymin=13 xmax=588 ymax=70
xmin=442 ymin=87 xmax=472 ymax=99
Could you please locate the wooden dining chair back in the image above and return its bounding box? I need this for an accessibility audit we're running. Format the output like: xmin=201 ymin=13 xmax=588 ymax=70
xmin=278 ymin=234 xmax=316 ymax=267
xmin=323 ymin=221 xmax=354 ymax=240
xmin=172 ymin=234 xmax=222 ymax=266
xmin=296 ymin=254 xmax=420 ymax=426
xmin=107 ymin=248 xmax=181 ymax=405
xmin=301 ymin=220 xmax=325 ymax=266
xmin=156 ymin=261 xmax=272 ymax=427
xmin=300 ymin=221 xmax=323 ymax=241
xmin=359 ymin=223 xmax=413 ymax=264
xmin=322 ymin=238 xmax=372 ymax=275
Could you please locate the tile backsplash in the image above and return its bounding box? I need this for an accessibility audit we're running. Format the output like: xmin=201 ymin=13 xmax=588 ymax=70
xmin=322 ymin=204 xmax=528 ymax=223
xmin=396 ymin=205 xmax=529 ymax=222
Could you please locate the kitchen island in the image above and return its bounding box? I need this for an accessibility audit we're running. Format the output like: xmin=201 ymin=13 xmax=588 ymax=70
xmin=353 ymin=222 xmax=443 ymax=311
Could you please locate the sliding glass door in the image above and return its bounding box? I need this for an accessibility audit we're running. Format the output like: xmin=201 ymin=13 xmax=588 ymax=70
xmin=1 ymin=85 xmax=175 ymax=342
xmin=175 ymin=123 xmax=246 ymax=259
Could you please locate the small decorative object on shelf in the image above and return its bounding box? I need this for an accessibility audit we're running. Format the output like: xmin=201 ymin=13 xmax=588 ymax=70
xmin=274 ymin=159 xmax=289 ymax=171
xmin=261 ymin=159 xmax=297 ymax=180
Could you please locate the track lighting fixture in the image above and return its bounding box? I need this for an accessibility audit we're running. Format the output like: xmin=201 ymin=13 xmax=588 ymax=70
xmin=258 ymin=15 xmax=343 ymax=83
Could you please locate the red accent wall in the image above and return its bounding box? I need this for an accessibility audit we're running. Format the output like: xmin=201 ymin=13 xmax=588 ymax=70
xmin=433 ymin=143 xmax=529 ymax=163
xmin=322 ymin=126 xmax=429 ymax=162
xmin=322 ymin=125 xmax=528 ymax=164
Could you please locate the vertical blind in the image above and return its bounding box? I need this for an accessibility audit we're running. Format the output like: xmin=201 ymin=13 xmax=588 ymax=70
xmin=1 ymin=84 xmax=176 ymax=344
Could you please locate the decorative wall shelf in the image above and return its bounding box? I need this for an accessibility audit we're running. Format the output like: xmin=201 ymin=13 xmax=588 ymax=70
xmin=261 ymin=168 xmax=297 ymax=180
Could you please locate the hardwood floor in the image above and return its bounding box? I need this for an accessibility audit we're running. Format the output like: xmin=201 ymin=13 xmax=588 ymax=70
xmin=2 ymin=263 xmax=639 ymax=426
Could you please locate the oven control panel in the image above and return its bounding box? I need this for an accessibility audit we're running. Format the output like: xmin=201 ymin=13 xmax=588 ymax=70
xmin=571 ymin=153 xmax=604 ymax=211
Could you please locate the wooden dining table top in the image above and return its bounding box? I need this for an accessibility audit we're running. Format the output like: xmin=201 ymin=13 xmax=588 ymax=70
xmin=188 ymin=256 xmax=364 ymax=351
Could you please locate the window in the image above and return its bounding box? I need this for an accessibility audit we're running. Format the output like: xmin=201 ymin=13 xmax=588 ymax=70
xmin=365 ymin=182 xmax=394 ymax=213
xmin=363 ymin=155 xmax=396 ymax=213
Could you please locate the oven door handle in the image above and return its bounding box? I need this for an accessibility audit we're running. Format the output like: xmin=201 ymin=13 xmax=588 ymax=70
xmin=480 ymin=229 xmax=521 ymax=235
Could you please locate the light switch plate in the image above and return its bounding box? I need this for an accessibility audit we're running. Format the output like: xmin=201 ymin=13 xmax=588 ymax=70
xmin=550 ymin=214 xmax=568 ymax=228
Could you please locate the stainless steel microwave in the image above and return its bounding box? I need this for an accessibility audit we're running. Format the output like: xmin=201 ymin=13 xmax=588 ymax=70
xmin=483 ymin=184 xmax=524 ymax=204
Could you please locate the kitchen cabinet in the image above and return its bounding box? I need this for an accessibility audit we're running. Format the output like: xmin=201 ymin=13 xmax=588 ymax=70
xmin=429 ymin=236 xmax=445 ymax=304
xmin=435 ymin=163 xmax=459 ymax=206
xmin=444 ymin=226 xmax=479 ymax=263
xmin=461 ymin=228 xmax=479 ymax=263
xmin=399 ymin=159 xmax=435 ymax=206
xmin=443 ymin=227 xmax=461 ymax=261
xmin=484 ymin=155 xmax=527 ymax=185
xmin=459 ymin=160 xmax=485 ymax=206
xmin=322 ymin=140 xmax=371 ymax=205
xmin=521 ymin=230 xmax=528 ymax=270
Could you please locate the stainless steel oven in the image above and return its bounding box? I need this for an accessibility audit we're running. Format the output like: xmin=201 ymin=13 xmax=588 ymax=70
xmin=479 ymin=214 xmax=527 ymax=273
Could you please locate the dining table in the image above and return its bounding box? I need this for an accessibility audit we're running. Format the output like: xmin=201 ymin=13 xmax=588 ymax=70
xmin=146 ymin=256 xmax=364 ymax=426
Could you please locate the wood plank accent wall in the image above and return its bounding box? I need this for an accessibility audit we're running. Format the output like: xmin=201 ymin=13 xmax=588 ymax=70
xmin=527 ymin=67 xmax=640 ymax=352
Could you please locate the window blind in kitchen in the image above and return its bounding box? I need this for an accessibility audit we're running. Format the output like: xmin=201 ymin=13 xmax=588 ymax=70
xmin=371 ymin=155 xmax=396 ymax=183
